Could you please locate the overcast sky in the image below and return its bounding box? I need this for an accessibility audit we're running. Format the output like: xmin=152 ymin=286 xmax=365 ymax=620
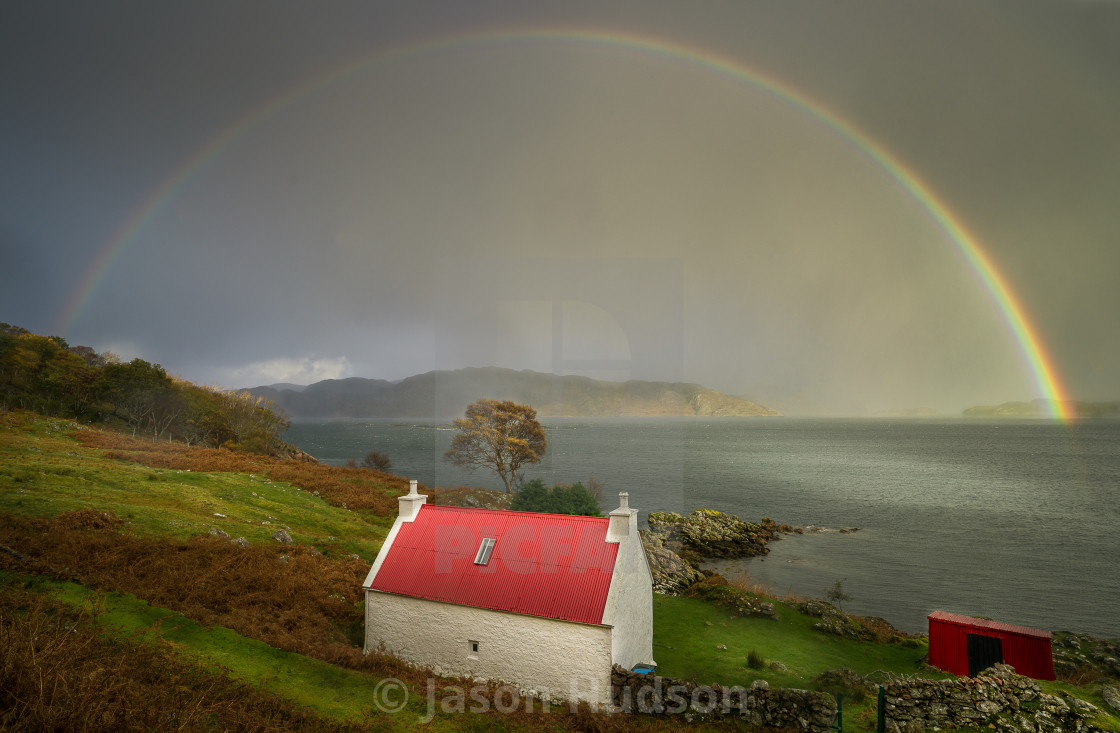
xmin=3 ymin=1 xmax=1118 ymax=415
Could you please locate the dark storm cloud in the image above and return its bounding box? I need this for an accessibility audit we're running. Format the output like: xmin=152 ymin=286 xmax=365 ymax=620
xmin=2 ymin=1 xmax=1117 ymax=413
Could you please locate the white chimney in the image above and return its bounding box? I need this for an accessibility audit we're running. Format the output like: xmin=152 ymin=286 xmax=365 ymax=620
xmin=398 ymin=478 xmax=427 ymax=522
xmin=606 ymin=491 xmax=637 ymax=542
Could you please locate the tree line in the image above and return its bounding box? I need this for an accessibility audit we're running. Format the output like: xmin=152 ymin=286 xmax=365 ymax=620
xmin=0 ymin=323 xmax=290 ymax=455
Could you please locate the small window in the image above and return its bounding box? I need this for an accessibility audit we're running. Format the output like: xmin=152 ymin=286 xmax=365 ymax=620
xmin=473 ymin=537 xmax=496 ymax=565
xmin=470 ymin=640 xmax=479 ymax=654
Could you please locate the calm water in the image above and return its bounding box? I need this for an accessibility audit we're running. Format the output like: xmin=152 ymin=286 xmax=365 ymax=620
xmin=284 ymin=417 xmax=1120 ymax=637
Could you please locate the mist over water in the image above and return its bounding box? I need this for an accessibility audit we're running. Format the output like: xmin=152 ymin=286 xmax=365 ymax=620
xmin=284 ymin=417 xmax=1120 ymax=637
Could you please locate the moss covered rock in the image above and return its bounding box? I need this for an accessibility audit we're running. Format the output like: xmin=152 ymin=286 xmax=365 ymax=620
xmin=647 ymin=508 xmax=792 ymax=559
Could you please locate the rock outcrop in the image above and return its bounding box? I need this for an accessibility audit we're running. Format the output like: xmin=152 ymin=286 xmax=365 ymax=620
xmin=640 ymin=508 xmax=797 ymax=596
xmin=1052 ymin=630 xmax=1120 ymax=681
xmin=640 ymin=529 xmax=705 ymax=596
xmin=685 ymin=576 xmax=779 ymax=619
xmin=799 ymin=599 xmax=875 ymax=641
xmin=647 ymin=509 xmax=795 ymax=561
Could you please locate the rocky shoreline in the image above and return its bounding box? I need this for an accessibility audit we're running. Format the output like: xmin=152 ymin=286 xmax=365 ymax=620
xmin=641 ymin=508 xmax=798 ymax=595
xmin=633 ymin=507 xmax=1120 ymax=732
xmin=639 ymin=509 xmax=1120 ymax=675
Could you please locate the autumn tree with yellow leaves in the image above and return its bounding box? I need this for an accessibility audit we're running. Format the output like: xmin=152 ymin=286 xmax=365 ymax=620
xmin=444 ymin=399 xmax=547 ymax=493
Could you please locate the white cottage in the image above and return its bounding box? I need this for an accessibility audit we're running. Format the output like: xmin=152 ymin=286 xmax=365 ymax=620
xmin=363 ymin=481 xmax=655 ymax=705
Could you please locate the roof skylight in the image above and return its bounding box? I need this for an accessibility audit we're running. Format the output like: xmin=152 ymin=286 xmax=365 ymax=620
xmin=473 ymin=537 xmax=496 ymax=565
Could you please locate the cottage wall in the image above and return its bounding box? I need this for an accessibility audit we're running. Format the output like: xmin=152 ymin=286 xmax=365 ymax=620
xmin=602 ymin=527 xmax=654 ymax=670
xmin=365 ymin=591 xmax=614 ymax=705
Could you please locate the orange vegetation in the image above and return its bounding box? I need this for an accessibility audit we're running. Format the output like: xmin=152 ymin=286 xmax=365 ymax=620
xmin=0 ymin=510 xmax=398 ymax=675
xmin=74 ymin=429 xmax=413 ymax=516
xmin=0 ymin=586 xmax=359 ymax=732
xmin=0 ymin=510 xmax=679 ymax=731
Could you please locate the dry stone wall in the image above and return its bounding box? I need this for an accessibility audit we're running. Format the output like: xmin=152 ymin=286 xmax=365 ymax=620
xmin=611 ymin=664 xmax=1106 ymax=732
xmin=610 ymin=665 xmax=837 ymax=731
xmin=882 ymin=664 xmax=1101 ymax=733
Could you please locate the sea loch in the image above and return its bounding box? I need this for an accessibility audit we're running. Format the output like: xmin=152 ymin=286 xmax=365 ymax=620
xmin=284 ymin=417 xmax=1120 ymax=638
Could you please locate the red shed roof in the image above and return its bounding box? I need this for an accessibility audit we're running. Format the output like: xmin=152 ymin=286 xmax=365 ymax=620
xmin=928 ymin=611 xmax=1051 ymax=639
xmin=368 ymin=505 xmax=619 ymax=625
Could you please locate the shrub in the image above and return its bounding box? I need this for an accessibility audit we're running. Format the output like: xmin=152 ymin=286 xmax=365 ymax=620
xmin=813 ymin=668 xmax=869 ymax=703
xmin=361 ymin=450 xmax=392 ymax=471
xmin=726 ymin=570 xmax=777 ymax=598
xmin=826 ymin=579 xmax=852 ymax=611
xmin=510 ymin=479 xmax=601 ymax=516
xmin=747 ymin=649 xmax=765 ymax=669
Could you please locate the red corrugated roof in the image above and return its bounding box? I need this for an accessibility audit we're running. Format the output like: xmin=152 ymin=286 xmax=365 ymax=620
xmin=928 ymin=611 xmax=1051 ymax=639
xmin=369 ymin=505 xmax=619 ymax=625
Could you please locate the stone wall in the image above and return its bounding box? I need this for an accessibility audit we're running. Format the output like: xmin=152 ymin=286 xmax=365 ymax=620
xmin=610 ymin=666 xmax=837 ymax=731
xmin=882 ymin=664 xmax=1100 ymax=733
xmin=610 ymin=663 xmax=1104 ymax=732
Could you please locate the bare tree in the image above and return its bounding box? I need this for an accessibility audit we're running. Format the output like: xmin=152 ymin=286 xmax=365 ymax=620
xmin=361 ymin=450 xmax=392 ymax=471
xmin=826 ymin=579 xmax=852 ymax=612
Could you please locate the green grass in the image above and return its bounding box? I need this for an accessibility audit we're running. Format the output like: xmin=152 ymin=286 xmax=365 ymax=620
xmin=0 ymin=414 xmax=388 ymax=560
xmin=3 ymin=412 xmax=1118 ymax=732
xmin=0 ymin=572 xmax=621 ymax=732
xmin=652 ymin=591 xmax=940 ymax=730
xmin=652 ymin=592 xmax=1120 ymax=731
xmin=653 ymin=593 xmax=933 ymax=688
xmin=2 ymin=572 xmax=408 ymax=727
xmin=649 ymin=587 xmax=936 ymax=730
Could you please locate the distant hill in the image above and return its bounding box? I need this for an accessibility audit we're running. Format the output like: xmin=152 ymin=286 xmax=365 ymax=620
xmin=265 ymin=382 xmax=307 ymax=393
xmin=963 ymin=399 xmax=1120 ymax=417
xmin=246 ymin=367 xmax=780 ymax=418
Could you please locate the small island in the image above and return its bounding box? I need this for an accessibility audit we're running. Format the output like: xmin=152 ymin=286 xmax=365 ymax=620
xmin=963 ymin=399 xmax=1120 ymax=417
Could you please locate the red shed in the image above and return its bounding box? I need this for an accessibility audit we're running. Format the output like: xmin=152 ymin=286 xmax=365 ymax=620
xmin=927 ymin=611 xmax=1054 ymax=680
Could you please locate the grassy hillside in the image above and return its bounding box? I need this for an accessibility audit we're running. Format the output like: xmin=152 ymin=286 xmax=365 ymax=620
xmin=2 ymin=410 xmax=1116 ymax=732
xmin=2 ymin=417 xmax=388 ymax=559
xmin=0 ymin=411 xmax=689 ymax=731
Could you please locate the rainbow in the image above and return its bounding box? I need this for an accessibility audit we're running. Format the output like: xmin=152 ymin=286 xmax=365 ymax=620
xmin=56 ymin=27 xmax=1072 ymax=419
